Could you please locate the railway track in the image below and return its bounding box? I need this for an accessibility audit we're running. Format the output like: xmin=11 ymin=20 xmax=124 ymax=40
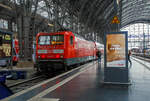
xmin=8 ymin=75 xmax=48 ymax=93
xmin=7 ymin=67 xmax=71 ymax=94
xmin=132 ymin=55 xmax=150 ymax=62
xmin=7 ymin=61 xmax=92 ymax=94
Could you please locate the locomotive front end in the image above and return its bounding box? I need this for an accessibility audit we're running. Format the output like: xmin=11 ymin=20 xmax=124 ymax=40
xmin=35 ymin=33 xmax=65 ymax=72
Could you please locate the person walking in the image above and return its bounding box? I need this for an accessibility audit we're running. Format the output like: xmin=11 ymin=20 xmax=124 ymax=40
xmin=128 ymin=50 xmax=132 ymax=67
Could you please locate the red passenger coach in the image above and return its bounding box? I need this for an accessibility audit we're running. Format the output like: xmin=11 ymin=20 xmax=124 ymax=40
xmin=35 ymin=31 xmax=97 ymax=72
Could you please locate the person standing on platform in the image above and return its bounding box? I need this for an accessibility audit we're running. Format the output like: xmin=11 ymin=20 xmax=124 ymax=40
xmin=128 ymin=50 xmax=132 ymax=67
xmin=96 ymin=51 xmax=101 ymax=63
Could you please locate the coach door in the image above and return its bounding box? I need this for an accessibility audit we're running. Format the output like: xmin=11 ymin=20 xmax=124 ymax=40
xmin=69 ymin=36 xmax=75 ymax=57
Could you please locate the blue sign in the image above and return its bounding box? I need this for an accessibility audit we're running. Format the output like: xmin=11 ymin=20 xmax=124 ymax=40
xmin=128 ymin=34 xmax=150 ymax=38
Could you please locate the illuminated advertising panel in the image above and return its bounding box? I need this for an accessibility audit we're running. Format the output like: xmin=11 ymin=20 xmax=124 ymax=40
xmin=106 ymin=34 xmax=126 ymax=67
xmin=0 ymin=33 xmax=12 ymax=58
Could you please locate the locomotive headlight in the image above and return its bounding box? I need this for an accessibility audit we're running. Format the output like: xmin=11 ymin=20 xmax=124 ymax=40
xmin=38 ymin=50 xmax=47 ymax=53
xmin=60 ymin=55 xmax=64 ymax=58
xmin=53 ymin=49 xmax=64 ymax=53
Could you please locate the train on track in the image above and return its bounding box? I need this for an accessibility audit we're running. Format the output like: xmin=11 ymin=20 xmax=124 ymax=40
xmin=131 ymin=48 xmax=150 ymax=58
xmin=34 ymin=31 xmax=103 ymax=72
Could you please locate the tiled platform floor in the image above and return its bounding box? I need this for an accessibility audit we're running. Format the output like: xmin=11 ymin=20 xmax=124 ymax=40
xmin=42 ymin=58 xmax=150 ymax=101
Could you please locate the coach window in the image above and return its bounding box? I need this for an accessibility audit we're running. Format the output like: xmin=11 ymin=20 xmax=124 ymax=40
xmin=70 ymin=36 xmax=73 ymax=45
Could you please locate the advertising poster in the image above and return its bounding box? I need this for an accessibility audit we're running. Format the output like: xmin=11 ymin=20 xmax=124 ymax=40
xmin=0 ymin=33 xmax=12 ymax=58
xmin=106 ymin=34 xmax=126 ymax=67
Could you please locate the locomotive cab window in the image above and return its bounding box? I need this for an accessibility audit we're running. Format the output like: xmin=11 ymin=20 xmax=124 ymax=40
xmin=38 ymin=35 xmax=64 ymax=45
xmin=70 ymin=36 xmax=73 ymax=45
xmin=51 ymin=35 xmax=64 ymax=45
xmin=38 ymin=36 xmax=50 ymax=45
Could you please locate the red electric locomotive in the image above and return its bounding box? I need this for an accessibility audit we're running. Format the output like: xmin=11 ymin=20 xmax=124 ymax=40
xmin=35 ymin=31 xmax=97 ymax=72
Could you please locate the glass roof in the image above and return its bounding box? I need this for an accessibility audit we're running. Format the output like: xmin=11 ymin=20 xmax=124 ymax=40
xmin=121 ymin=23 xmax=150 ymax=49
xmin=121 ymin=0 xmax=150 ymax=28
xmin=3 ymin=0 xmax=150 ymax=37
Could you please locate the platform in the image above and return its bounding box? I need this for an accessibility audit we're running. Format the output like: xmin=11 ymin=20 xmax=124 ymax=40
xmin=2 ymin=57 xmax=150 ymax=101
